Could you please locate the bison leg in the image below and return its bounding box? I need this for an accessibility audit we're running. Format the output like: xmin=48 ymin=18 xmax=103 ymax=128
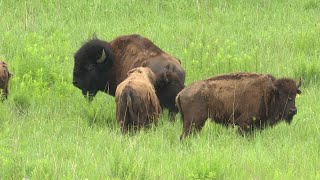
xmin=180 ymin=118 xmax=207 ymax=140
xmin=180 ymin=117 xmax=207 ymax=140
xmin=180 ymin=119 xmax=193 ymax=140
xmin=120 ymin=121 xmax=129 ymax=134
xmin=180 ymin=105 xmax=208 ymax=140
xmin=148 ymin=115 xmax=159 ymax=127
xmin=0 ymin=89 xmax=7 ymax=101
xmin=237 ymin=121 xmax=254 ymax=136
xmin=168 ymin=111 xmax=176 ymax=121
xmin=4 ymin=88 xmax=8 ymax=99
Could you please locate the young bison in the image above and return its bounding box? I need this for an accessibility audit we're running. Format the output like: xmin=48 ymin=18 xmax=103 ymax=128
xmin=115 ymin=67 xmax=161 ymax=133
xmin=176 ymin=72 xmax=302 ymax=139
xmin=0 ymin=61 xmax=12 ymax=100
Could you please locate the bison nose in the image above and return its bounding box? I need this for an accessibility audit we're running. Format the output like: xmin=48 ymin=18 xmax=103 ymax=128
xmin=289 ymin=107 xmax=297 ymax=115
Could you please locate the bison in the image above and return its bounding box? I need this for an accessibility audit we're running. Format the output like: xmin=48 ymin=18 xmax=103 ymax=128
xmin=0 ymin=61 xmax=12 ymax=100
xmin=72 ymin=34 xmax=185 ymax=120
xmin=115 ymin=67 xmax=161 ymax=132
xmin=176 ymin=72 xmax=302 ymax=139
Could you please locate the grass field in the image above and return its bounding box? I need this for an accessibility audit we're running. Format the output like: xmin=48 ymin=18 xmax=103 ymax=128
xmin=0 ymin=0 xmax=320 ymax=179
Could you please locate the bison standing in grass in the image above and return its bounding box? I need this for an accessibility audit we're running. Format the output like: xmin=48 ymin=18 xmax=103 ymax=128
xmin=115 ymin=67 xmax=161 ymax=133
xmin=72 ymin=34 xmax=185 ymax=120
xmin=0 ymin=61 xmax=12 ymax=100
xmin=176 ymin=72 xmax=302 ymax=139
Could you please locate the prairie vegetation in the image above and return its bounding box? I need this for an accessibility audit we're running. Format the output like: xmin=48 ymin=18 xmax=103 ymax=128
xmin=0 ymin=0 xmax=319 ymax=179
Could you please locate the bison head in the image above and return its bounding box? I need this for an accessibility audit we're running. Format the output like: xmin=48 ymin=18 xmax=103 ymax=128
xmin=72 ymin=39 xmax=113 ymax=99
xmin=274 ymin=78 xmax=302 ymax=124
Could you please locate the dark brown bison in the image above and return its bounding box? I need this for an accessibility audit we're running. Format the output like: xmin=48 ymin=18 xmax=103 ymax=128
xmin=0 ymin=61 xmax=12 ymax=100
xmin=115 ymin=67 xmax=161 ymax=132
xmin=72 ymin=34 xmax=185 ymax=120
xmin=176 ymin=72 xmax=302 ymax=139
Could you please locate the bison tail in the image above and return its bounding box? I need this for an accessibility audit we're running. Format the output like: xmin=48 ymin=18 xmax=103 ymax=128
xmin=175 ymin=93 xmax=184 ymax=121
xmin=117 ymin=89 xmax=131 ymax=129
xmin=122 ymin=87 xmax=142 ymax=127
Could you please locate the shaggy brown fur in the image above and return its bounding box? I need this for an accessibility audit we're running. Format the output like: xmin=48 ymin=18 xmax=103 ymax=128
xmin=176 ymin=72 xmax=302 ymax=139
xmin=73 ymin=34 xmax=185 ymax=120
xmin=115 ymin=67 xmax=161 ymax=133
xmin=0 ymin=61 xmax=12 ymax=100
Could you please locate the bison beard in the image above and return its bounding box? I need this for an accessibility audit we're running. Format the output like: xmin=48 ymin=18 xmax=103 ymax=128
xmin=176 ymin=72 xmax=302 ymax=140
xmin=73 ymin=34 xmax=185 ymax=120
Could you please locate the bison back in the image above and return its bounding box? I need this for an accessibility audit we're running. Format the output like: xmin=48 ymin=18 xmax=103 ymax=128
xmin=205 ymin=74 xmax=275 ymax=124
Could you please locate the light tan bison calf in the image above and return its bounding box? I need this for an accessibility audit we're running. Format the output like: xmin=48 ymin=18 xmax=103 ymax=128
xmin=115 ymin=67 xmax=161 ymax=133
xmin=176 ymin=72 xmax=302 ymax=140
xmin=0 ymin=61 xmax=12 ymax=100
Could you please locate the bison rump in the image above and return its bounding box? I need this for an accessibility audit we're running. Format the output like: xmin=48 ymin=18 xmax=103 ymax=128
xmin=115 ymin=68 xmax=161 ymax=132
xmin=116 ymin=85 xmax=161 ymax=132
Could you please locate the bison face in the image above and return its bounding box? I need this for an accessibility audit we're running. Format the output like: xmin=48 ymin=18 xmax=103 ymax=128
xmin=275 ymin=78 xmax=302 ymax=124
xmin=72 ymin=39 xmax=113 ymax=99
xmin=73 ymin=62 xmax=101 ymax=98
xmin=279 ymin=91 xmax=298 ymax=124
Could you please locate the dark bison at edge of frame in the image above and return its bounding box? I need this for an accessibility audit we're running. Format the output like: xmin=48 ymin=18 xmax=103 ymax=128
xmin=0 ymin=61 xmax=13 ymax=100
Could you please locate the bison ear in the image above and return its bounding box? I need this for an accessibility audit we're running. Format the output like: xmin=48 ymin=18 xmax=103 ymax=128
xmin=96 ymin=49 xmax=106 ymax=63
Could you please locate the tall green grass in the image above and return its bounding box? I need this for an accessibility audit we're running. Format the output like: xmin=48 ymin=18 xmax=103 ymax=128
xmin=0 ymin=0 xmax=319 ymax=179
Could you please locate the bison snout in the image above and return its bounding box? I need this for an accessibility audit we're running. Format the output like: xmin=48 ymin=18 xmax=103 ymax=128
xmin=289 ymin=107 xmax=297 ymax=115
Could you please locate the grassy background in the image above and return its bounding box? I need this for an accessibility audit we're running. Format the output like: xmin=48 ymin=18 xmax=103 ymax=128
xmin=0 ymin=0 xmax=319 ymax=179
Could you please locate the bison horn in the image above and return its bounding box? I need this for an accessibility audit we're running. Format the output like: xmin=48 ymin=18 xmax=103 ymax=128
xmin=96 ymin=49 xmax=106 ymax=63
xmin=296 ymin=77 xmax=303 ymax=89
